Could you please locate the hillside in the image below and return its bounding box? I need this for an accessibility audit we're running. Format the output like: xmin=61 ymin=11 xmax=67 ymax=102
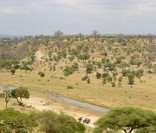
xmin=1 ymin=34 xmax=156 ymax=110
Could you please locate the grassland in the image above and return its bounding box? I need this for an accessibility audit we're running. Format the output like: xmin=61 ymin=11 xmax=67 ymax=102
xmin=1 ymin=35 xmax=156 ymax=112
xmin=1 ymin=68 xmax=156 ymax=111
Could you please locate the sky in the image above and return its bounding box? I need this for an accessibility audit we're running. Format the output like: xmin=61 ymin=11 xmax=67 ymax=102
xmin=0 ymin=0 xmax=156 ymax=35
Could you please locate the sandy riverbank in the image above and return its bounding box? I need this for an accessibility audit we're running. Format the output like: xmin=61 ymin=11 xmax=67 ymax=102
xmin=23 ymin=91 xmax=104 ymax=128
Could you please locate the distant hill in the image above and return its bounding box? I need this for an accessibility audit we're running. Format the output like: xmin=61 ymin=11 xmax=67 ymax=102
xmin=0 ymin=34 xmax=24 ymax=38
xmin=0 ymin=34 xmax=9 ymax=38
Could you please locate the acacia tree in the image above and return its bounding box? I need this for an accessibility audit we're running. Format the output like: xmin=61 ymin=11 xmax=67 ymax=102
xmin=3 ymin=90 xmax=11 ymax=108
xmin=11 ymin=87 xmax=30 ymax=105
xmin=92 ymin=30 xmax=99 ymax=38
xmin=0 ymin=108 xmax=37 ymax=133
xmin=38 ymin=111 xmax=85 ymax=133
xmin=94 ymin=106 xmax=156 ymax=133
xmin=54 ymin=30 xmax=64 ymax=37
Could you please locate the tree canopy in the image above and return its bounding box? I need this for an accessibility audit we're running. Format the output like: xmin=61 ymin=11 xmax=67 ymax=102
xmin=11 ymin=87 xmax=29 ymax=105
xmin=0 ymin=108 xmax=37 ymax=133
xmin=38 ymin=111 xmax=85 ymax=133
xmin=94 ymin=106 xmax=156 ymax=133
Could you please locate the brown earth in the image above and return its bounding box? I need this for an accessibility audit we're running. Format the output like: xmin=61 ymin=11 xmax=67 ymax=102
xmin=23 ymin=91 xmax=104 ymax=128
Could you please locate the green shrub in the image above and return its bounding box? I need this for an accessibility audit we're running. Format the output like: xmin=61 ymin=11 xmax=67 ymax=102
xmin=67 ymin=85 xmax=73 ymax=89
xmin=111 ymin=82 xmax=116 ymax=87
xmin=86 ymin=63 xmax=93 ymax=74
xmin=122 ymin=69 xmax=130 ymax=76
xmin=96 ymin=72 xmax=101 ymax=79
xmin=87 ymin=78 xmax=90 ymax=84
xmin=38 ymin=71 xmax=45 ymax=77
xmin=63 ymin=66 xmax=74 ymax=76
xmin=82 ymin=75 xmax=88 ymax=81
xmin=11 ymin=68 xmax=16 ymax=75
xmin=128 ymin=73 xmax=135 ymax=85
xmin=107 ymin=76 xmax=112 ymax=82
xmin=102 ymin=78 xmax=107 ymax=85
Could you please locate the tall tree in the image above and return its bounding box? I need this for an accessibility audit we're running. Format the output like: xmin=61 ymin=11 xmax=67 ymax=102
xmin=3 ymin=90 xmax=11 ymax=108
xmin=54 ymin=30 xmax=64 ymax=37
xmin=92 ymin=30 xmax=99 ymax=38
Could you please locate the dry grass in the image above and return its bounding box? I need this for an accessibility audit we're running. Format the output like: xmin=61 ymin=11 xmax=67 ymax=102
xmin=1 ymin=69 xmax=156 ymax=111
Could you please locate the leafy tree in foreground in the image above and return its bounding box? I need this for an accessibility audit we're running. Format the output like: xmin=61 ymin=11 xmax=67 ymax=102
xmin=11 ymin=87 xmax=29 ymax=105
xmin=38 ymin=111 xmax=85 ymax=133
xmin=94 ymin=106 xmax=156 ymax=133
xmin=0 ymin=109 xmax=37 ymax=133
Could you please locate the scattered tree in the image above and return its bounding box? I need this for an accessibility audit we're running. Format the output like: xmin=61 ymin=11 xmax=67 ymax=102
xmin=11 ymin=87 xmax=30 ymax=105
xmin=3 ymin=90 xmax=11 ymax=108
xmin=10 ymin=68 xmax=16 ymax=75
xmin=128 ymin=73 xmax=135 ymax=85
xmin=86 ymin=63 xmax=93 ymax=74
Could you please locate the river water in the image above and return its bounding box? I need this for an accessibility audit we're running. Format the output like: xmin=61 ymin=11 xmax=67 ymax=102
xmin=0 ymin=85 xmax=16 ymax=90
xmin=47 ymin=93 xmax=109 ymax=113
xmin=0 ymin=85 xmax=109 ymax=113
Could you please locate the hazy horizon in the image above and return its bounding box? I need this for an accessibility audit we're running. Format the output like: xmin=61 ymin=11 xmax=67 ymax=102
xmin=1 ymin=0 xmax=156 ymax=35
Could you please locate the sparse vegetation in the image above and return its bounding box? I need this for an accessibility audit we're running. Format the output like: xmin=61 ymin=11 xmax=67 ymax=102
xmin=1 ymin=35 xmax=156 ymax=131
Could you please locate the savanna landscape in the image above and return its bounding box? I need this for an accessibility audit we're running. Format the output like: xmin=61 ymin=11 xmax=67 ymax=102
xmin=1 ymin=33 xmax=156 ymax=132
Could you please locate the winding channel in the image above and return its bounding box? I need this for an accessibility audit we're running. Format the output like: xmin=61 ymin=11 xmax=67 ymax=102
xmin=0 ymin=85 xmax=109 ymax=113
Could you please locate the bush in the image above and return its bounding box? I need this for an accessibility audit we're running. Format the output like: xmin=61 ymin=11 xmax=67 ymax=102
xmin=63 ymin=66 xmax=74 ymax=76
xmin=112 ymin=71 xmax=118 ymax=77
xmin=96 ymin=72 xmax=101 ymax=79
xmin=102 ymin=78 xmax=107 ymax=85
xmin=16 ymin=128 xmax=30 ymax=133
xmin=107 ymin=76 xmax=112 ymax=82
xmin=104 ymin=62 xmax=116 ymax=71
xmin=0 ymin=92 xmax=4 ymax=98
xmin=86 ymin=63 xmax=93 ymax=74
xmin=102 ymin=72 xmax=109 ymax=78
xmin=128 ymin=73 xmax=135 ymax=85
xmin=87 ymin=78 xmax=90 ymax=84
xmin=38 ymin=71 xmax=45 ymax=77
xmin=122 ymin=69 xmax=130 ymax=76
xmin=82 ymin=75 xmax=88 ymax=81
xmin=111 ymin=82 xmax=116 ymax=87
xmin=118 ymin=76 xmax=123 ymax=82
xmin=136 ymin=69 xmax=144 ymax=79
xmin=67 ymin=85 xmax=73 ymax=89
xmin=10 ymin=68 xmax=16 ymax=75
xmin=96 ymin=61 xmax=102 ymax=68
xmin=71 ymin=62 xmax=79 ymax=71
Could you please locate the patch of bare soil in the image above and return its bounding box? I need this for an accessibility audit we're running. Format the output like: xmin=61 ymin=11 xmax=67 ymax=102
xmin=23 ymin=91 xmax=104 ymax=128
